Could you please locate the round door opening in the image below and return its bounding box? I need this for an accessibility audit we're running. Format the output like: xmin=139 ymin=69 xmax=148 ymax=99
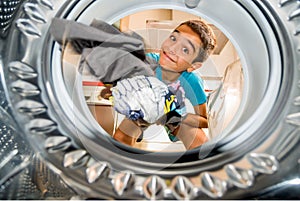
xmin=59 ymin=9 xmax=245 ymax=153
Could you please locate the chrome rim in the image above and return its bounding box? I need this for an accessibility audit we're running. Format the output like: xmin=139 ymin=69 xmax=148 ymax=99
xmin=0 ymin=0 xmax=299 ymax=199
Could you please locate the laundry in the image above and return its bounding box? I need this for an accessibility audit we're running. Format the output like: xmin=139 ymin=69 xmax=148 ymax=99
xmin=50 ymin=18 xmax=186 ymax=126
xmin=49 ymin=18 xmax=156 ymax=83
xmin=112 ymin=75 xmax=186 ymax=124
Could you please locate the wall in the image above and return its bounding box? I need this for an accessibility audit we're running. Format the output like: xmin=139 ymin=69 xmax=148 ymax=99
xmin=119 ymin=9 xmax=241 ymax=91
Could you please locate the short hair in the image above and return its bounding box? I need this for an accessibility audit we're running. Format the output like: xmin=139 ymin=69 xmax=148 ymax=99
xmin=178 ymin=19 xmax=216 ymax=62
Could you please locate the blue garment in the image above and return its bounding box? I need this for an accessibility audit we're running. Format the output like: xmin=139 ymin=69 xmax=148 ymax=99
xmin=146 ymin=53 xmax=207 ymax=106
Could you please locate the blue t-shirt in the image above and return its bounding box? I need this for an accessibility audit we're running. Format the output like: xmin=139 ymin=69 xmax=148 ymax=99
xmin=146 ymin=53 xmax=207 ymax=106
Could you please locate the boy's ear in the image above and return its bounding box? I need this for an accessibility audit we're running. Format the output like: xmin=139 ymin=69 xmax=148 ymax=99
xmin=187 ymin=62 xmax=202 ymax=72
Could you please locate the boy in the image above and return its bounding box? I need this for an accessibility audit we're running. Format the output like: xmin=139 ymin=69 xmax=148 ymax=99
xmin=113 ymin=19 xmax=216 ymax=150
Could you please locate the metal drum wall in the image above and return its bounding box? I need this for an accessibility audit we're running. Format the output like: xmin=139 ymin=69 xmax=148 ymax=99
xmin=0 ymin=0 xmax=299 ymax=199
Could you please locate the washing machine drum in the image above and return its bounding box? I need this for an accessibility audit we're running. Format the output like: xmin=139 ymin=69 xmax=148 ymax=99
xmin=0 ymin=0 xmax=299 ymax=199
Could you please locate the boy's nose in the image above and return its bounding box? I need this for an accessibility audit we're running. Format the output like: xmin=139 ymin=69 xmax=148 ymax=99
xmin=168 ymin=43 xmax=179 ymax=55
xmin=168 ymin=49 xmax=176 ymax=55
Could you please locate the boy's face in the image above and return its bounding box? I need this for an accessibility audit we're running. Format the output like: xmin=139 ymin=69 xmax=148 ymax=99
xmin=159 ymin=24 xmax=202 ymax=73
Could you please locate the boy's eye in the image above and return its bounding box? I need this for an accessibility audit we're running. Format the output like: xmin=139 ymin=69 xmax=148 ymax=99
xmin=182 ymin=47 xmax=189 ymax=54
xmin=170 ymin=35 xmax=176 ymax=41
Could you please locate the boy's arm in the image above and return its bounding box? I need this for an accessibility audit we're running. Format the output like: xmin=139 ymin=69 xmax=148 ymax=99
xmin=181 ymin=103 xmax=208 ymax=128
xmin=113 ymin=118 xmax=143 ymax=146
xmin=172 ymin=103 xmax=208 ymax=150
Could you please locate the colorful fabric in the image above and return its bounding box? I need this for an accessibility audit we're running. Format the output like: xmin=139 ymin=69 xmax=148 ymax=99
xmin=112 ymin=75 xmax=186 ymax=124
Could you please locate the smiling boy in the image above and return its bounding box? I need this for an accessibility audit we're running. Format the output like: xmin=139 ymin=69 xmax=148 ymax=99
xmin=113 ymin=19 xmax=216 ymax=150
